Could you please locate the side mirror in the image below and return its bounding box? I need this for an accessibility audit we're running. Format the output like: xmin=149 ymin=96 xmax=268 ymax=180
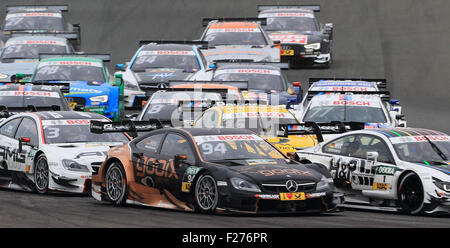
xmin=113 ymin=73 xmax=124 ymax=86
xmin=174 ymin=154 xmax=187 ymax=167
xmin=18 ymin=137 xmax=31 ymax=153
xmin=366 ymin=151 xmax=379 ymax=163
xmin=115 ymin=63 xmax=125 ymax=71
xmin=286 ymin=152 xmax=296 ymax=160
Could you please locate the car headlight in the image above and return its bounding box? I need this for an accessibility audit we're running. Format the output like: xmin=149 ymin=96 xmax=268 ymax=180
xmin=89 ymin=95 xmax=109 ymax=103
xmin=230 ymin=177 xmax=261 ymax=192
xmin=316 ymin=175 xmax=333 ymax=191
xmin=304 ymin=43 xmax=321 ymax=50
xmin=433 ymin=177 xmax=450 ymax=192
xmin=124 ymin=80 xmax=140 ymax=90
xmin=0 ymin=73 xmax=9 ymax=79
xmin=62 ymin=159 xmax=90 ymax=172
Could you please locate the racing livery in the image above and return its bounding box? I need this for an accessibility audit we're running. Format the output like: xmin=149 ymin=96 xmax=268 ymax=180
xmin=90 ymin=121 xmax=340 ymax=214
xmin=258 ymin=5 xmax=333 ymax=67
xmin=199 ymin=18 xmax=280 ymax=63
xmin=0 ymin=111 xmax=129 ymax=194
xmin=0 ymin=5 xmax=81 ymax=50
xmin=115 ymin=41 xmax=214 ymax=109
xmin=28 ymin=54 xmax=124 ymax=120
xmin=296 ymin=128 xmax=450 ymax=214
xmin=0 ymin=35 xmax=74 ymax=82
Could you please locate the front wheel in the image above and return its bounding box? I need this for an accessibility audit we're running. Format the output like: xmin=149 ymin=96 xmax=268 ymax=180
xmin=105 ymin=162 xmax=128 ymax=205
xmin=398 ymin=172 xmax=424 ymax=215
xmin=194 ymin=173 xmax=219 ymax=213
xmin=34 ymin=154 xmax=49 ymax=194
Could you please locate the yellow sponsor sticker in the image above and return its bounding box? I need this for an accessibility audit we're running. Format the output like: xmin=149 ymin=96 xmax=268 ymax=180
xmin=279 ymin=192 xmax=305 ymax=201
xmin=182 ymin=182 xmax=191 ymax=192
xmin=281 ymin=49 xmax=294 ymax=56
xmin=69 ymin=102 xmax=77 ymax=109
xmin=372 ymin=182 xmax=390 ymax=190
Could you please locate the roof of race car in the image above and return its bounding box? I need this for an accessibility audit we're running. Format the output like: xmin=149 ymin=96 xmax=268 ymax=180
xmin=142 ymin=43 xmax=196 ymax=51
xmin=40 ymin=56 xmax=103 ymax=63
xmin=367 ymin=128 xmax=448 ymax=138
xmin=171 ymin=84 xmax=239 ymax=90
xmin=7 ymin=9 xmax=62 ymax=14
xmin=216 ymin=63 xmax=281 ymax=71
xmin=179 ymin=127 xmax=256 ymax=136
xmin=260 ymin=8 xmax=314 ymax=14
xmin=0 ymin=84 xmax=62 ymax=92
xmin=209 ymin=21 xmax=260 ymax=29
xmin=33 ymin=111 xmax=105 ymax=120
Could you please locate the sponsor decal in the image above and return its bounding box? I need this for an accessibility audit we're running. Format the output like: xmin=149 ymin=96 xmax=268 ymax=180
xmin=6 ymin=12 xmax=62 ymax=19
xmin=376 ymin=166 xmax=397 ymax=175
xmin=390 ymin=135 xmax=450 ymax=144
xmin=306 ymin=192 xmax=327 ymax=198
xmin=261 ymin=12 xmax=315 ymax=18
xmin=138 ymin=50 xmax=194 ymax=56
xmin=42 ymin=119 xmax=103 ymax=126
xmin=332 ymin=100 xmax=372 ymax=106
xmin=70 ymin=88 xmax=103 ymax=94
xmin=6 ymin=39 xmax=66 ymax=46
xmin=215 ymin=68 xmax=280 ymax=76
xmin=0 ymin=91 xmax=60 ymax=98
xmin=372 ymin=182 xmax=390 ymax=190
xmin=182 ymin=182 xmax=192 ymax=192
xmin=202 ymin=50 xmax=264 ymax=56
xmin=222 ymin=112 xmax=294 ymax=119
xmin=269 ymin=34 xmax=307 ymax=44
xmin=313 ymin=81 xmax=377 ymax=88
xmin=280 ymin=192 xmax=305 ymax=201
xmin=135 ymin=157 xmax=178 ymax=180
xmin=194 ymin=134 xmax=263 ymax=144
xmin=255 ymin=194 xmax=280 ymax=200
xmin=38 ymin=61 xmax=103 ymax=68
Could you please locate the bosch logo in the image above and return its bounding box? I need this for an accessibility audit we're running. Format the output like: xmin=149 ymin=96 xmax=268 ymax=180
xmin=286 ymin=180 xmax=298 ymax=192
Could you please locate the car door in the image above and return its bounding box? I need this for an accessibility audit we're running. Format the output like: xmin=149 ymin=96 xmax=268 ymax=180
xmin=0 ymin=117 xmax=23 ymax=171
xmin=13 ymin=117 xmax=39 ymax=173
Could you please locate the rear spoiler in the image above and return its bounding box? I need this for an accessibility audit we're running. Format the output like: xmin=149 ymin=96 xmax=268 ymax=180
xmin=139 ymin=40 xmax=208 ymax=48
xmin=308 ymin=78 xmax=387 ymax=90
xmin=178 ymin=100 xmax=217 ymax=111
xmin=10 ymin=31 xmax=78 ymax=40
xmin=90 ymin=119 xmax=163 ymax=138
xmin=19 ymin=81 xmax=70 ymax=94
xmin=6 ymin=5 xmax=69 ymax=12
xmin=214 ymin=61 xmax=289 ymax=70
xmin=38 ymin=53 xmax=111 ymax=62
xmin=0 ymin=105 xmax=61 ymax=118
xmin=168 ymin=80 xmax=249 ymax=91
xmin=306 ymin=90 xmax=391 ymax=102
xmin=278 ymin=121 xmax=365 ymax=142
xmin=202 ymin=18 xmax=267 ymax=27
xmin=257 ymin=5 xmax=320 ymax=12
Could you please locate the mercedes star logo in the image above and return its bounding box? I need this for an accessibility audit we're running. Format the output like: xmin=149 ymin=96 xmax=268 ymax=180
xmin=286 ymin=180 xmax=298 ymax=192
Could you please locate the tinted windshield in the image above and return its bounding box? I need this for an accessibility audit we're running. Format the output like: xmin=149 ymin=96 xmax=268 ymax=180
xmin=194 ymin=134 xmax=285 ymax=161
xmin=131 ymin=50 xmax=200 ymax=71
xmin=392 ymin=136 xmax=450 ymax=163
xmin=42 ymin=119 xmax=129 ymax=144
xmin=4 ymin=13 xmax=64 ymax=31
xmin=1 ymin=44 xmax=67 ymax=60
xmin=0 ymin=90 xmax=65 ymax=109
xmin=203 ymin=28 xmax=267 ymax=46
xmin=213 ymin=70 xmax=284 ymax=91
xmin=265 ymin=16 xmax=318 ymax=31
xmin=303 ymin=105 xmax=387 ymax=123
xmin=34 ymin=62 xmax=105 ymax=82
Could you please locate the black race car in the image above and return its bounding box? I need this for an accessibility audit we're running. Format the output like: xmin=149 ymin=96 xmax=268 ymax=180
xmin=90 ymin=121 xmax=341 ymax=214
xmin=258 ymin=5 xmax=333 ymax=68
xmin=0 ymin=5 xmax=81 ymax=50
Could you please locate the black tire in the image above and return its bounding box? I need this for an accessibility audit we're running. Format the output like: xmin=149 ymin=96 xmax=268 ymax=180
xmin=105 ymin=162 xmax=128 ymax=205
xmin=34 ymin=154 xmax=49 ymax=194
xmin=398 ymin=172 xmax=425 ymax=215
xmin=194 ymin=172 xmax=219 ymax=213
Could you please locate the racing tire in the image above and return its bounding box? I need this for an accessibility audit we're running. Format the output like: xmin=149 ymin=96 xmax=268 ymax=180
xmin=105 ymin=162 xmax=128 ymax=206
xmin=398 ymin=172 xmax=425 ymax=215
xmin=34 ymin=154 xmax=49 ymax=194
xmin=194 ymin=172 xmax=219 ymax=213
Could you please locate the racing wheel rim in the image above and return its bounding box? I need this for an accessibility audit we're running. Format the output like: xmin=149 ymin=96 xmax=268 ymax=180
xmin=195 ymin=174 xmax=218 ymax=211
xmin=106 ymin=164 xmax=126 ymax=202
xmin=399 ymin=173 xmax=424 ymax=214
xmin=34 ymin=156 xmax=49 ymax=193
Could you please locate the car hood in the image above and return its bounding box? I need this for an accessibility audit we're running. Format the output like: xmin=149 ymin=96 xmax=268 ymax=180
xmin=0 ymin=60 xmax=38 ymax=82
xmin=45 ymin=81 xmax=116 ymax=96
xmin=133 ymin=68 xmax=194 ymax=85
xmin=266 ymin=30 xmax=323 ymax=45
xmin=201 ymin=45 xmax=273 ymax=63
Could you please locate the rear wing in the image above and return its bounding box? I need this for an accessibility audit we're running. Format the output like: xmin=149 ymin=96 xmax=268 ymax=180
xmin=19 ymin=81 xmax=70 ymax=94
xmin=306 ymin=90 xmax=391 ymax=102
xmin=202 ymin=18 xmax=267 ymax=27
xmin=90 ymin=120 xmax=163 ymax=138
xmin=278 ymin=121 xmax=365 ymax=142
xmin=168 ymin=80 xmax=249 ymax=91
xmin=38 ymin=53 xmax=111 ymax=62
xmin=139 ymin=40 xmax=208 ymax=48
xmin=10 ymin=31 xmax=78 ymax=40
xmin=257 ymin=5 xmax=320 ymax=12
xmin=178 ymin=100 xmax=217 ymax=111
xmin=308 ymin=78 xmax=387 ymax=90
xmin=6 ymin=5 xmax=69 ymax=12
xmin=214 ymin=60 xmax=289 ymax=70
xmin=0 ymin=105 xmax=61 ymax=118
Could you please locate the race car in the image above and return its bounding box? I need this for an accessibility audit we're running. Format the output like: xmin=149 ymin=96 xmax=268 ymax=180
xmin=0 ymin=111 xmax=130 ymax=194
xmin=90 ymin=121 xmax=340 ymax=214
xmin=114 ymin=41 xmax=214 ymax=109
xmin=199 ymin=18 xmax=280 ymax=63
xmin=0 ymin=35 xmax=74 ymax=83
xmin=211 ymin=61 xmax=301 ymax=105
xmin=0 ymin=83 xmax=72 ymax=120
xmin=292 ymin=78 xmax=406 ymax=128
xmin=257 ymin=5 xmax=333 ymax=68
xmin=0 ymin=5 xmax=81 ymax=50
xmin=295 ymin=127 xmax=450 ymax=215
xmin=26 ymin=54 xmax=124 ymax=120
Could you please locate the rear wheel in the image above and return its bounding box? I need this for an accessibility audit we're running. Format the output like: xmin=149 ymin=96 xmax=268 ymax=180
xmin=398 ymin=172 xmax=424 ymax=215
xmin=34 ymin=154 xmax=49 ymax=194
xmin=105 ymin=162 xmax=127 ymax=205
xmin=194 ymin=173 xmax=219 ymax=213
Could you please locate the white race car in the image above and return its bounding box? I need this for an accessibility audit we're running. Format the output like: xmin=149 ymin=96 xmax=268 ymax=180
xmin=0 ymin=111 xmax=129 ymax=194
xmin=295 ymin=127 xmax=450 ymax=214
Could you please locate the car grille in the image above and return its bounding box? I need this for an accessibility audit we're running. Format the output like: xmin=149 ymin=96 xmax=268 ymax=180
xmin=261 ymin=180 xmax=316 ymax=193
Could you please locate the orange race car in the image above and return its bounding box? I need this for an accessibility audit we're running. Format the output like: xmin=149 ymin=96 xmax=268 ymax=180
xmin=89 ymin=120 xmax=341 ymax=214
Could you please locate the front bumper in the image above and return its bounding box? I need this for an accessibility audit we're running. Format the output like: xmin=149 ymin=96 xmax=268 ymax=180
xmin=48 ymin=169 xmax=92 ymax=194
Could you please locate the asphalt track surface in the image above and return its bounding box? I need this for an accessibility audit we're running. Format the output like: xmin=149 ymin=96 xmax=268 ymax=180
xmin=0 ymin=0 xmax=449 ymax=228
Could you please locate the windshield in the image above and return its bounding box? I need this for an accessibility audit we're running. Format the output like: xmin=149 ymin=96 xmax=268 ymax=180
xmin=203 ymin=29 xmax=267 ymax=46
xmin=1 ymin=44 xmax=67 ymax=60
xmin=194 ymin=134 xmax=285 ymax=161
xmin=42 ymin=119 xmax=129 ymax=144
xmin=0 ymin=90 xmax=65 ymax=109
xmin=265 ymin=16 xmax=318 ymax=31
xmin=393 ymin=137 xmax=450 ymax=163
xmin=34 ymin=63 xmax=105 ymax=82
xmin=303 ymin=105 xmax=387 ymax=123
xmin=4 ymin=13 xmax=64 ymax=31
xmin=213 ymin=70 xmax=284 ymax=91
xmin=131 ymin=50 xmax=200 ymax=71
